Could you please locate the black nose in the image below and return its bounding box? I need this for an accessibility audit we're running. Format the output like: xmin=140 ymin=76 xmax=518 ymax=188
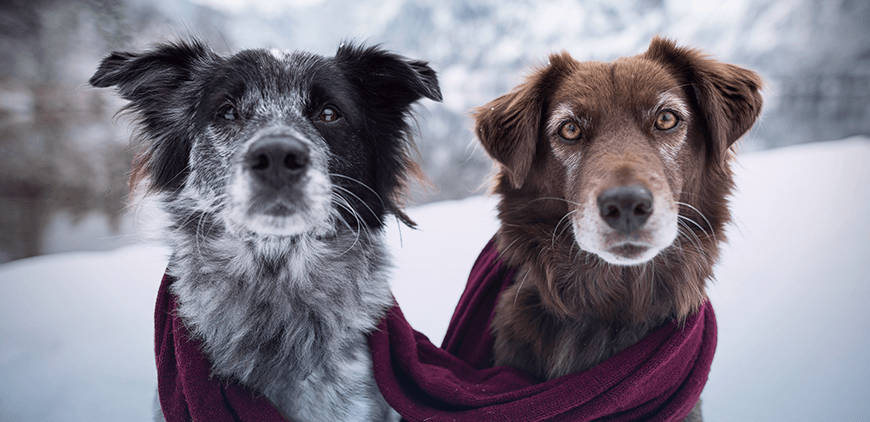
xmin=597 ymin=185 xmax=654 ymax=235
xmin=246 ymin=136 xmax=310 ymax=188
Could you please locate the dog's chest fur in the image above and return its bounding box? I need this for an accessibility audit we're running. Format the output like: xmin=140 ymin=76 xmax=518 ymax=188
xmin=490 ymin=226 xmax=712 ymax=380
xmin=167 ymin=228 xmax=394 ymax=421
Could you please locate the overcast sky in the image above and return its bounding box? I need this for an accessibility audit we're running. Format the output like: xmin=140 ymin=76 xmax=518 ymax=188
xmin=188 ymin=0 xmax=327 ymax=15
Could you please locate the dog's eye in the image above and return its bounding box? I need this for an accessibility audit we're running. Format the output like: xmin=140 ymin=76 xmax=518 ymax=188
xmin=655 ymin=110 xmax=679 ymax=131
xmin=318 ymin=106 xmax=340 ymax=123
xmin=218 ymin=104 xmax=238 ymax=122
xmin=559 ymin=121 xmax=582 ymax=141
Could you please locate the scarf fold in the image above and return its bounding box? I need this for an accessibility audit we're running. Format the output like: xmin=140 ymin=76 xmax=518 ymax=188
xmin=155 ymin=274 xmax=289 ymax=422
xmin=369 ymin=239 xmax=717 ymax=421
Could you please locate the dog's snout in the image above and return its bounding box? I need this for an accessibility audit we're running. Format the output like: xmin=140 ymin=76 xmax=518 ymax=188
xmin=597 ymin=186 xmax=654 ymax=235
xmin=246 ymin=137 xmax=310 ymax=187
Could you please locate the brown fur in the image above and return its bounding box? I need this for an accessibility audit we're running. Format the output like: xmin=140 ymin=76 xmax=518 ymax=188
xmin=473 ymin=37 xmax=762 ymax=389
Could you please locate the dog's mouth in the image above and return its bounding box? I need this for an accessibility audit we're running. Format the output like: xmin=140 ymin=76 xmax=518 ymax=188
xmin=233 ymin=196 xmax=328 ymax=237
xmin=264 ymin=203 xmax=292 ymax=216
xmin=607 ymin=242 xmax=651 ymax=260
xmin=255 ymin=198 xmax=303 ymax=217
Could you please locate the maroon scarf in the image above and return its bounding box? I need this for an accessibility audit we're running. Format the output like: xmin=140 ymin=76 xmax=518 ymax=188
xmin=155 ymin=239 xmax=715 ymax=421
xmin=369 ymin=239 xmax=717 ymax=421
xmin=154 ymin=274 xmax=288 ymax=422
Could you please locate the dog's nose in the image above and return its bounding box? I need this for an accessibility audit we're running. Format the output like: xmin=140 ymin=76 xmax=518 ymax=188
xmin=246 ymin=136 xmax=310 ymax=188
xmin=597 ymin=186 xmax=654 ymax=235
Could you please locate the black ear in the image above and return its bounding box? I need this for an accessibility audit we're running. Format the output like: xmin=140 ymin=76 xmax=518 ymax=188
xmin=332 ymin=44 xmax=442 ymax=229
xmin=334 ymin=43 xmax=442 ymax=110
xmin=644 ymin=37 xmax=764 ymax=161
xmin=89 ymin=40 xmax=217 ymax=192
xmin=472 ymin=52 xmax=573 ymax=189
xmin=90 ymin=40 xmax=215 ymax=104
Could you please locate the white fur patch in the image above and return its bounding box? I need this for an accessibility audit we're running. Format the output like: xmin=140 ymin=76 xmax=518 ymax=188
xmin=573 ymin=194 xmax=678 ymax=266
xmin=127 ymin=187 xmax=173 ymax=244
xmin=572 ymin=180 xmax=679 ymax=267
xmin=546 ymin=103 xmax=591 ymax=136
xmin=659 ymin=139 xmax=684 ymax=168
xmin=654 ymin=92 xmax=690 ymax=169
xmin=654 ymin=92 xmax=690 ymax=119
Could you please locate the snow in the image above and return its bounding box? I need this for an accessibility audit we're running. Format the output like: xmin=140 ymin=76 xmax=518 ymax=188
xmin=0 ymin=245 xmax=169 ymax=421
xmin=2 ymin=138 xmax=869 ymax=421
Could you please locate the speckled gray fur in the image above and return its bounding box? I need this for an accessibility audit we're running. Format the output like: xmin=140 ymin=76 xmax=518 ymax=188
xmin=89 ymin=39 xmax=441 ymax=421
xmin=165 ymin=212 xmax=397 ymax=421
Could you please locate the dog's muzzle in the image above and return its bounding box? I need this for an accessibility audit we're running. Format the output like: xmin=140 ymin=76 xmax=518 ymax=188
xmin=223 ymin=133 xmax=331 ymax=237
xmin=574 ymin=181 xmax=677 ymax=266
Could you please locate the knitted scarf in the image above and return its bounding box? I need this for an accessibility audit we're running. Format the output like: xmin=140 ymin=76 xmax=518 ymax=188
xmin=155 ymin=239 xmax=716 ymax=421
xmin=368 ymin=239 xmax=717 ymax=421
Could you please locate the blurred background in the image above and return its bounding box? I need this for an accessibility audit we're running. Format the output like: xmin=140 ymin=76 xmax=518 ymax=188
xmin=1 ymin=0 xmax=869 ymax=263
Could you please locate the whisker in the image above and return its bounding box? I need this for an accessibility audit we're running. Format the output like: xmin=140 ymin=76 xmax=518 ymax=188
xmin=330 ymin=174 xmax=385 ymax=208
xmin=195 ymin=209 xmax=210 ymax=261
xmin=514 ymin=269 xmax=531 ymax=305
xmin=552 ymin=210 xmax=577 ymax=249
xmin=677 ymin=222 xmax=708 ymax=261
xmin=530 ymin=196 xmax=584 ymax=208
xmin=333 ymin=184 xmax=380 ymax=223
xmin=331 ymin=194 xmax=365 ymax=255
xmin=497 ymin=237 xmax=522 ymax=262
xmin=676 ymin=201 xmax=718 ymax=244
xmin=333 ymin=191 xmax=371 ymax=237
xmin=677 ymin=215 xmax=710 ymax=240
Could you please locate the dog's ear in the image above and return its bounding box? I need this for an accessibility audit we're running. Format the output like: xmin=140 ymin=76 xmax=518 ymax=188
xmin=333 ymin=44 xmax=442 ymax=229
xmin=644 ymin=37 xmax=763 ymax=161
xmin=334 ymin=44 xmax=442 ymax=109
xmin=473 ymin=53 xmax=572 ymax=189
xmin=90 ymin=40 xmax=216 ymax=193
xmin=90 ymin=39 xmax=214 ymax=105
xmin=473 ymin=82 xmax=539 ymax=189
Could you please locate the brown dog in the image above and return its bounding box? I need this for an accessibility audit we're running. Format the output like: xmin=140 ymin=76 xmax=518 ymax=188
xmin=473 ymin=37 xmax=762 ymax=418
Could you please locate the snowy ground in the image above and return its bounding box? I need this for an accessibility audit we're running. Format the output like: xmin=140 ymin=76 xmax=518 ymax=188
xmin=1 ymin=137 xmax=869 ymax=421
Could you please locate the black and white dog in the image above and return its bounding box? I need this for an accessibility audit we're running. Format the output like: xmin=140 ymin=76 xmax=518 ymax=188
xmin=90 ymin=40 xmax=441 ymax=421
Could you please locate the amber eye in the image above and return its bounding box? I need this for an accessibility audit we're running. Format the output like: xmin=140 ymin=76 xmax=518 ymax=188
xmin=655 ymin=110 xmax=679 ymax=131
xmin=558 ymin=121 xmax=582 ymax=141
xmin=218 ymin=104 xmax=238 ymax=121
xmin=318 ymin=106 xmax=340 ymax=123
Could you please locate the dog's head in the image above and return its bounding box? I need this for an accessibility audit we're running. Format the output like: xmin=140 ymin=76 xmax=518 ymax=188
xmin=90 ymin=40 xmax=441 ymax=242
xmin=474 ymin=37 xmax=762 ymax=266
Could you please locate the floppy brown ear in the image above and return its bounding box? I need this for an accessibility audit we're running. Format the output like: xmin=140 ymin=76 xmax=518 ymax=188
xmin=473 ymin=83 xmax=540 ymax=189
xmin=644 ymin=37 xmax=764 ymax=161
xmin=473 ymin=53 xmax=576 ymax=189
